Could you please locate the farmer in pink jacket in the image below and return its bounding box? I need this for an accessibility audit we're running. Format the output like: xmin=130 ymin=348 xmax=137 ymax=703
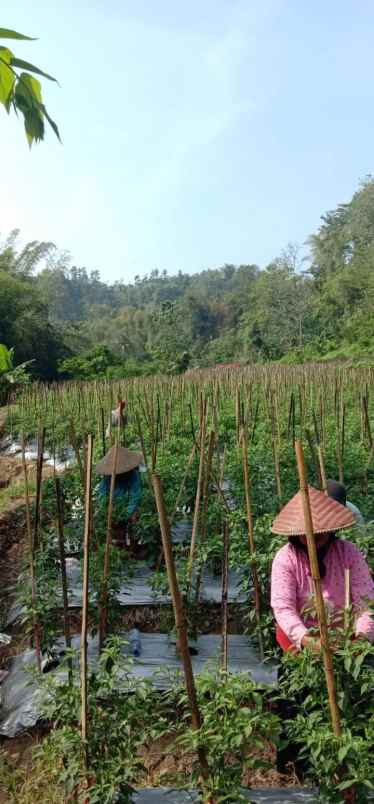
xmin=271 ymin=486 xmax=374 ymax=653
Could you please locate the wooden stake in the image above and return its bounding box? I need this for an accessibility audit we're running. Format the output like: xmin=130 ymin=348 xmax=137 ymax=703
xmin=188 ymin=407 xmax=207 ymax=583
xmin=22 ymin=438 xmax=42 ymax=672
xmin=221 ymin=520 xmax=229 ymax=672
xmin=69 ymin=420 xmax=85 ymax=486
xmin=194 ymin=431 xmax=216 ymax=602
xmin=98 ymin=440 xmax=119 ymax=653
xmin=100 ymin=407 xmax=106 ymax=457
xmin=295 ymin=441 xmax=341 ymax=737
xmin=344 ymin=568 xmax=351 ymax=630
xmin=55 ymin=477 xmax=72 ymax=682
xmin=305 ymin=428 xmax=322 ymax=488
xmin=317 ymin=444 xmax=328 ymax=494
xmin=80 ymin=434 xmax=93 ymax=769
xmin=170 ymin=443 xmax=197 ymax=526
xmin=151 ymin=474 xmax=213 ymax=797
xmin=241 ymin=429 xmax=264 ymax=660
xmin=33 ymin=427 xmax=45 ymax=552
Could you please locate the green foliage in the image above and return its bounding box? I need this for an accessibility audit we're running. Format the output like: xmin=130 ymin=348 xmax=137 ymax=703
xmin=58 ymin=345 xmax=120 ymax=380
xmin=38 ymin=636 xmax=155 ymax=802
xmin=0 ymin=343 xmax=12 ymax=372
xmin=176 ymin=671 xmax=281 ymax=802
xmin=279 ymin=632 xmax=374 ymax=802
xmin=6 ymin=176 xmax=374 ymax=378
xmin=0 ymin=342 xmax=33 ymax=403
xmin=0 ymin=27 xmax=60 ymax=145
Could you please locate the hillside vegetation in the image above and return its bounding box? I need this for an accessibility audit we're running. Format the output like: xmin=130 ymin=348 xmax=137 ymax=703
xmin=2 ymin=177 xmax=374 ymax=379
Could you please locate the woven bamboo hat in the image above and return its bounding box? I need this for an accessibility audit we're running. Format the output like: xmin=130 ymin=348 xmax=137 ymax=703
xmin=96 ymin=446 xmax=143 ymax=476
xmin=271 ymin=485 xmax=355 ymax=536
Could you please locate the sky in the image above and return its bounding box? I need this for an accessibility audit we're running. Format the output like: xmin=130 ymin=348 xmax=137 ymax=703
xmin=2 ymin=0 xmax=374 ymax=283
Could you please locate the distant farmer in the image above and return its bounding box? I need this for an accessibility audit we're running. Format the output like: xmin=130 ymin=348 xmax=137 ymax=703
xmin=105 ymin=399 xmax=128 ymax=439
xmin=327 ymin=478 xmax=364 ymax=525
xmin=96 ymin=445 xmax=143 ymax=549
xmin=271 ymin=486 xmax=374 ymax=653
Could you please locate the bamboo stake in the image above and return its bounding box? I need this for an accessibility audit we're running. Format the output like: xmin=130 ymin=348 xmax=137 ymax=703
xmin=170 ymin=443 xmax=197 ymax=526
xmin=55 ymin=477 xmax=72 ymax=682
xmin=305 ymin=428 xmax=322 ymax=488
xmin=188 ymin=407 xmax=207 ymax=583
xmin=33 ymin=427 xmax=45 ymax=552
xmin=194 ymin=431 xmax=216 ymax=603
xmin=241 ymin=429 xmax=264 ymax=660
xmin=294 ymin=441 xmax=341 ymax=737
xmin=344 ymin=568 xmax=351 ymax=631
xmin=69 ymin=420 xmax=85 ymax=486
xmin=21 ymin=438 xmax=42 ymax=672
xmin=362 ymin=394 xmax=372 ymax=449
xmin=221 ymin=520 xmax=229 ymax=672
xmin=80 ymin=434 xmax=93 ymax=769
xmin=98 ymin=440 xmax=119 ymax=653
xmin=100 ymin=407 xmax=106 ymax=457
xmin=317 ymin=444 xmax=328 ymax=494
xmin=151 ymin=475 xmax=213 ymax=798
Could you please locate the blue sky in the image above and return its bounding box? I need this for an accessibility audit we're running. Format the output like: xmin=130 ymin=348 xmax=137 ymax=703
xmin=2 ymin=1 xmax=374 ymax=282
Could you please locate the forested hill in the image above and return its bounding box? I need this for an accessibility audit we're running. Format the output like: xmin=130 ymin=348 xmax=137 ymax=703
xmin=2 ymin=177 xmax=374 ymax=380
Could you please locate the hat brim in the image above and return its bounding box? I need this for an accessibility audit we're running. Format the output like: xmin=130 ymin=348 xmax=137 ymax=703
xmin=271 ymin=485 xmax=356 ymax=536
xmin=96 ymin=447 xmax=143 ymax=476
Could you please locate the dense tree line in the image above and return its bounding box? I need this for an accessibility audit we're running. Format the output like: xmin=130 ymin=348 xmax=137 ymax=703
xmin=1 ymin=177 xmax=374 ymax=380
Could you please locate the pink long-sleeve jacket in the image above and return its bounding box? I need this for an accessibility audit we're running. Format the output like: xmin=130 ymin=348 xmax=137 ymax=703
xmin=271 ymin=539 xmax=374 ymax=649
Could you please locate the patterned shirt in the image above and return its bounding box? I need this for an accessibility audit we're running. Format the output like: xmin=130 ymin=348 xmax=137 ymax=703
xmin=271 ymin=539 xmax=374 ymax=649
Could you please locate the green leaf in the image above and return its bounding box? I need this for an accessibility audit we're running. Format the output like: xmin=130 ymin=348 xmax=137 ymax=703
xmin=338 ymin=745 xmax=349 ymax=762
xmin=41 ymin=103 xmax=62 ymax=143
xmin=0 ymin=56 xmax=14 ymax=104
xmin=10 ymin=57 xmax=58 ymax=83
xmin=0 ymin=344 xmax=13 ymax=372
xmin=338 ymin=779 xmax=358 ymax=791
xmin=0 ymin=28 xmax=36 ymax=41
xmin=0 ymin=46 xmax=12 ymax=63
xmin=19 ymin=72 xmax=42 ymax=104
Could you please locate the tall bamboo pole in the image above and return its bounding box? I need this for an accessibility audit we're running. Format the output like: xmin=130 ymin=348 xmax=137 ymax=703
xmin=100 ymin=408 xmax=106 ymax=457
xmin=305 ymin=428 xmax=322 ymax=488
xmin=221 ymin=520 xmax=229 ymax=672
xmin=170 ymin=443 xmax=197 ymax=525
xmin=241 ymin=429 xmax=264 ymax=660
xmin=22 ymin=438 xmax=42 ymax=672
xmin=294 ymin=441 xmax=341 ymax=737
xmin=194 ymin=431 xmax=216 ymax=602
xmin=188 ymin=406 xmax=207 ymax=583
xmin=80 ymin=434 xmax=93 ymax=769
xmin=317 ymin=444 xmax=328 ymax=494
xmin=69 ymin=420 xmax=85 ymax=486
xmin=33 ymin=427 xmax=45 ymax=552
xmin=55 ymin=477 xmax=72 ymax=683
xmin=151 ymin=475 xmax=213 ymax=799
xmin=98 ymin=440 xmax=119 ymax=653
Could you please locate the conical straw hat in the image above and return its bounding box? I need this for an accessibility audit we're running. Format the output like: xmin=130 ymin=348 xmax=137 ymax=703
xmin=271 ymin=485 xmax=355 ymax=536
xmin=96 ymin=446 xmax=143 ymax=476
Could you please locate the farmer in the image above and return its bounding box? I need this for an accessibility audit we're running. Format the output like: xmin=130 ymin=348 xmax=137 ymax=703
xmin=327 ymin=478 xmax=364 ymax=525
xmin=105 ymin=398 xmax=128 ymax=439
xmin=96 ymin=445 xmax=143 ymax=549
xmin=270 ymin=486 xmax=374 ymax=653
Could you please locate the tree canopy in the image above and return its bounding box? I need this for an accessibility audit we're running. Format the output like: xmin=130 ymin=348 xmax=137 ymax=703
xmin=2 ymin=177 xmax=374 ymax=380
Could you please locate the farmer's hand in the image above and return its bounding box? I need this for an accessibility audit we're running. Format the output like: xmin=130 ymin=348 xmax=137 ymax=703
xmin=302 ymin=634 xmax=344 ymax=653
xmin=128 ymin=511 xmax=140 ymax=525
xmin=301 ymin=635 xmax=321 ymax=653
